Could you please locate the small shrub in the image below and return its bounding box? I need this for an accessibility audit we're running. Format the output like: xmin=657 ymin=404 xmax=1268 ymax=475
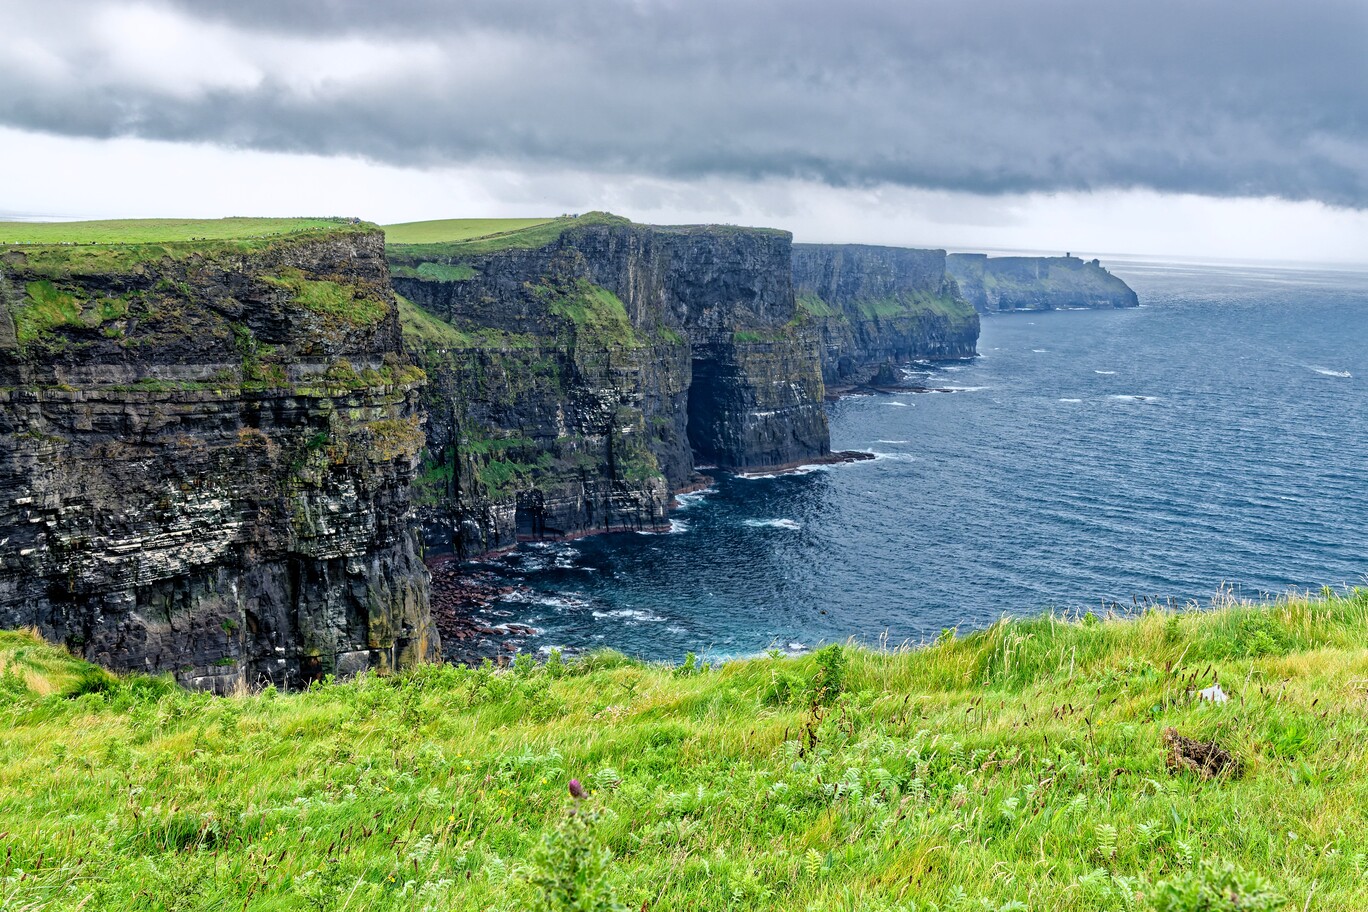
xmin=1154 ymin=860 xmax=1284 ymax=912
xmin=810 ymin=644 xmax=846 ymax=705
xmin=527 ymin=807 xmax=626 ymax=912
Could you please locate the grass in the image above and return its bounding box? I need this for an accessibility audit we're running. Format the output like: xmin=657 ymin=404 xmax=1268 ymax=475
xmin=537 ymin=279 xmax=641 ymax=348
xmin=2 ymin=221 xmax=376 ymax=279
xmin=383 ymin=219 xmax=559 ymax=246
xmin=0 ymin=217 xmax=355 ymax=245
xmin=2 ymin=593 xmax=1366 ymax=909
xmin=395 ymin=294 xmax=541 ymax=351
xmin=385 ymin=212 xmax=632 ymax=260
xmin=261 ymin=268 xmax=389 ymax=327
xmin=391 ymin=263 xmax=478 ymax=283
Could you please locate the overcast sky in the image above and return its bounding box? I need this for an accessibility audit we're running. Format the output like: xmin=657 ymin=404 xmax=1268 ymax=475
xmin=3 ymin=0 xmax=1366 ymax=261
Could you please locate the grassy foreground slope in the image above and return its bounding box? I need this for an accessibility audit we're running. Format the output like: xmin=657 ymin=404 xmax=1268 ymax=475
xmin=3 ymin=594 xmax=1368 ymax=911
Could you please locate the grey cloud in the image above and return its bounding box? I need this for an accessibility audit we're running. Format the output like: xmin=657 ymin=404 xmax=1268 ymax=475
xmin=4 ymin=0 xmax=1367 ymax=205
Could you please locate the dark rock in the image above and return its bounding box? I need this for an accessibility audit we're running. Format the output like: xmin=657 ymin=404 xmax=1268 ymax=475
xmin=391 ymin=217 xmax=831 ymax=558
xmin=0 ymin=228 xmax=438 ymax=688
xmin=792 ymin=243 xmax=980 ymax=386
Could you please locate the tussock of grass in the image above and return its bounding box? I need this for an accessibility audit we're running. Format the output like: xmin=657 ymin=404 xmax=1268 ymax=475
xmin=3 ymin=593 xmax=1367 ymax=910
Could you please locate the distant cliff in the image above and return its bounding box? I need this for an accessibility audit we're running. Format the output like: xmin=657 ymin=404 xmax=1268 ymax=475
xmin=946 ymin=254 xmax=1138 ymax=312
xmin=387 ymin=214 xmax=829 ymax=558
xmin=0 ymin=221 xmax=437 ymax=689
xmin=792 ymin=244 xmax=979 ymax=385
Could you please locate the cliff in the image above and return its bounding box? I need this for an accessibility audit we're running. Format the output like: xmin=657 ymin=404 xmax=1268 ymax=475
xmin=792 ymin=243 xmax=979 ymax=385
xmin=0 ymin=219 xmax=438 ymax=690
xmin=946 ymin=253 xmax=1139 ymax=312
xmin=386 ymin=214 xmax=830 ymax=557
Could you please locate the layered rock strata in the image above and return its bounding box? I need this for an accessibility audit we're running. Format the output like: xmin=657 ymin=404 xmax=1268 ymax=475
xmin=946 ymin=253 xmax=1139 ymax=312
xmin=0 ymin=224 xmax=438 ymax=689
xmin=388 ymin=214 xmax=830 ymax=557
xmin=791 ymin=243 xmax=980 ymax=385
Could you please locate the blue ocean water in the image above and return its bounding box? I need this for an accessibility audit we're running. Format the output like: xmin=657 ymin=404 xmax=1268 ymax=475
xmin=468 ymin=258 xmax=1368 ymax=661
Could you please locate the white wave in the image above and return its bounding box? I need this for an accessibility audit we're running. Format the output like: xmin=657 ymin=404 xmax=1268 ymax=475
xmin=1108 ymin=394 xmax=1157 ymax=402
xmin=591 ymin=607 xmax=666 ymax=622
xmin=872 ymin=451 xmax=917 ymax=462
xmin=875 ymin=439 xmax=909 ymax=444
xmin=1094 ymin=370 xmax=1117 ymax=375
xmin=673 ymin=489 xmax=716 ymax=509
xmin=743 ymin=518 xmax=802 ymax=530
xmin=634 ymin=517 xmax=691 ymax=533
xmin=524 ymin=594 xmax=590 ymax=611
xmin=884 ymin=401 xmax=910 ymax=407
xmin=938 ymin=385 xmax=989 ymax=392
xmin=1058 ymin=398 xmax=1083 ymax=403
xmin=1032 ymin=349 xmax=1049 ymax=353
xmin=940 ymin=364 xmax=968 ymax=372
xmin=1312 ymin=367 xmax=1352 ymax=378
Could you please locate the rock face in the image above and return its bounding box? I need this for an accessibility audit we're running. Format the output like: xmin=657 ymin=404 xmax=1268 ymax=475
xmin=946 ymin=254 xmax=1139 ymax=312
xmin=388 ymin=214 xmax=830 ymax=557
xmin=0 ymin=225 xmax=438 ymax=689
xmin=792 ymin=244 xmax=980 ymax=385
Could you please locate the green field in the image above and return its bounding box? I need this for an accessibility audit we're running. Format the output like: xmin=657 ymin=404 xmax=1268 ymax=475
xmin=0 ymin=217 xmax=357 ymax=245
xmin=383 ymin=218 xmax=559 ymax=246
xmin=3 ymin=592 xmax=1366 ymax=911
xmin=385 ymin=212 xmax=632 ymax=260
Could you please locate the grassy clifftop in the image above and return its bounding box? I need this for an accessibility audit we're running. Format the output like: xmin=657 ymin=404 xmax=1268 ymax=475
xmin=0 ymin=217 xmax=377 ymax=279
xmin=4 ymin=593 xmax=1366 ymax=910
xmin=384 ymin=212 xmax=631 ymax=261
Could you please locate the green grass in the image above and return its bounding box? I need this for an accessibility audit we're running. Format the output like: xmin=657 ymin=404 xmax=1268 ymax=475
xmin=0 ymin=217 xmax=355 ymax=246
xmin=852 ymin=291 xmax=976 ymax=321
xmin=1 ymin=219 xmax=376 ymax=279
xmin=391 ymin=262 xmax=478 ymax=282
xmin=4 ymin=591 xmax=1367 ymax=911
xmin=383 ymin=218 xmax=559 ymax=246
xmin=386 ymin=212 xmax=632 ymax=260
xmin=395 ymin=294 xmax=541 ymax=351
xmin=261 ymin=268 xmax=389 ymax=326
xmin=796 ymin=293 xmax=840 ymax=318
xmin=539 ymin=279 xmax=641 ymax=348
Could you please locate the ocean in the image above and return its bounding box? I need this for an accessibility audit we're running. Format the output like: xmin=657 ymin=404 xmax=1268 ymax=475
xmin=460 ymin=258 xmax=1368 ymax=662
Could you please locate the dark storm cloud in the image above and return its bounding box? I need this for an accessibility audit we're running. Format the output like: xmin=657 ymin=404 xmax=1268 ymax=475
xmin=4 ymin=0 xmax=1367 ymax=205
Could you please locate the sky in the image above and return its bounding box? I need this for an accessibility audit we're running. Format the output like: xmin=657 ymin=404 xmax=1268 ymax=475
xmin=2 ymin=0 xmax=1366 ymax=262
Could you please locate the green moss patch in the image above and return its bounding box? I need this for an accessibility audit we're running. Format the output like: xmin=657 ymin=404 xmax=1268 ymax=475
xmin=263 ymin=269 xmax=388 ymax=326
xmin=390 ymin=262 xmax=478 ymax=282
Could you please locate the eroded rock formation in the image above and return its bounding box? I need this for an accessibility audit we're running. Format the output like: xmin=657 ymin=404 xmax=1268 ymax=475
xmin=792 ymin=243 xmax=980 ymax=385
xmin=0 ymin=225 xmax=438 ymax=689
xmin=389 ymin=215 xmax=830 ymax=557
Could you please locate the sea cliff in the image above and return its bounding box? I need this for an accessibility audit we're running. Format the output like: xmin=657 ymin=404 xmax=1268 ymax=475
xmin=387 ymin=214 xmax=830 ymax=558
xmin=0 ymin=219 xmax=438 ymax=689
xmin=946 ymin=253 xmax=1139 ymax=312
xmin=792 ymin=243 xmax=979 ymax=385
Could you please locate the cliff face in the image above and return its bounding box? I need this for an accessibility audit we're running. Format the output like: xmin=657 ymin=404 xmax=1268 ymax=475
xmin=946 ymin=254 xmax=1139 ymax=312
xmin=0 ymin=225 xmax=438 ymax=690
xmin=389 ymin=215 xmax=829 ymax=557
xmin=791 ymin=244 xmax=979 ymax=385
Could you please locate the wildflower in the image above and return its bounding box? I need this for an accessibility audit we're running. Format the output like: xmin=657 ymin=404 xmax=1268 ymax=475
xmin=568 ymin=778 xmax=586 ymax=800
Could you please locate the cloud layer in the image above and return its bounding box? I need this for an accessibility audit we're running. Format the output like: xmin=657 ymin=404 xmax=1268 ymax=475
xmin=4 ymin=1 xmax=1367 ymax=205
